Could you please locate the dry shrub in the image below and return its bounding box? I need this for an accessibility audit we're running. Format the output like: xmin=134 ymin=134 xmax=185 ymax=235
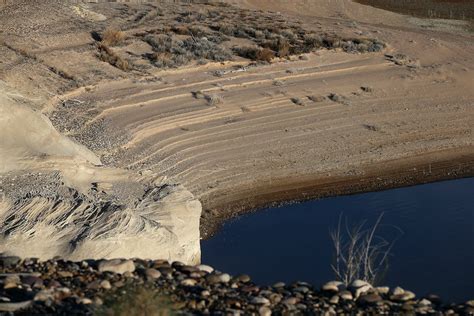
xmin=97 ymin=43 xmax=129 ymax=71
xmin=101 ymin=29 xmax=126 ymax=46
xmin=290 ymin=97 xmax=304 ymax=106
xmin=172 ymin=25 xmax=190 ymax=35
xmin=204 ymin=93 xmax=223 ymax=106
xmin=276 ymin=39 xmax=290 ymax=58
xmin=308 ymin=95 xmax=325 ymax=102
xmin=256 ymin=48 xmax=275 ymax=63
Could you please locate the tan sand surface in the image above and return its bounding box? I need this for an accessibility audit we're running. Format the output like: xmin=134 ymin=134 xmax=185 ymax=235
xmin=0 ymin=0 xmax=472 ymax=257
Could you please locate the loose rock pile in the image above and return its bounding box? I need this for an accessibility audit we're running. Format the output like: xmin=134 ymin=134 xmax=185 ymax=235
xmin=0 ymin=255 xmax=473 ymax=315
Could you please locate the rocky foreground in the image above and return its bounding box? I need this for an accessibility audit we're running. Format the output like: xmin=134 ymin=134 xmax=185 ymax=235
xmin=0 ymin=256 xmax=473 ymax=315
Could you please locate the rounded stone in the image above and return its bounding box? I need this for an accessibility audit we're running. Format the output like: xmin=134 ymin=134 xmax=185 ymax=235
xmin=234 ymin=274 xmax=251 ymax=283
xmin=34 ymin=290 xmax=53 ymax=302
xmin=419 ymin=298 xmax=432 ymax=306
xmin=259 ymin=306 xmax=272 ymax=316
xmin=354 ymin=284 xmax=372 ymax=298
xmin=181 ymin=279 xmax=197 ymax=287
xmin=322 ymin=281 xmax=344 ymax=292
xmin=351 ymin=280 xmax=371 ymax=288
xmin=22 ymin=276 xmax=43 ymax=289
xmin=196 ymin=264 xmax=214 ymax=274
xmin=57 ymin=271 xmax=73 ymax=278
xmin=98 ymin=259 xmax=135 ymax=274
xmin=282 ymin=297 xmax=299 ymax=305
xmin=145 ymin=268 xmax=161 ymax=279
xmin=251 ymin=297 xmax=270 ymax=305
xmin=218 ymin=273 xmax=231 ymax=283
xmin=375 ymin=286 xmax=390 ymax=295
xmin=79 ymin=298 xmax=93 ymax=305
xmin=392 ymin=286 xmax=405 ymax=296
xmin=340 ymin=290 xmax=353 ymax=301
xmin=269 ymin=293 xmax=282 ymax=304
xmin=391 ymin=291 xmax=416 ymax=302
xmin=358 ymin=293 xmax=382 ymax=305
xmin=158 ymin=267 xmax=174 ymax=276
xmin=330 ymin=295 xmax=340 ymax=304
xmin=205 ymin=274 xmax=221 ymax=284
xmin=100 ymin=280 xmax=111 ymax=290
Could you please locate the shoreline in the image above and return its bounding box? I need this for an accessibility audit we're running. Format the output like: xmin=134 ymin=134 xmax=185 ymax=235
xmin=200 ymin=147 xmax=474 ymax=238
xmin=2 ymin=256 xmax=472 ymax=314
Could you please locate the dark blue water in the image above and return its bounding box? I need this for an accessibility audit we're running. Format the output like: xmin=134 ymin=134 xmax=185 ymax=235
xmin=202 ymin=178 xmax=474 ymax=303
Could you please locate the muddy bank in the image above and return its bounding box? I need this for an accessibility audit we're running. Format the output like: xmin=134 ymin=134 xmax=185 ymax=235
xmin=200 ymin=147 xmax=474 ymax=238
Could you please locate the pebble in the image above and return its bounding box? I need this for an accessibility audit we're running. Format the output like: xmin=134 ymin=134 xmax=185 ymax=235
xmin=354 ymin=284 xmax=372 ymax=299
xmin=158 ymin=267 xmax=174 ymax=276
xmin=419 ymin=298 xmax=432 ymax=306
xmin=392 ymin=286 xmax=405 ymax=295
xmin=3 ymin=275 xmax=20 ymax=289
xmin=0 ymin=254 xmax=467 ymax=315
xmin=294 ymin=286 xmax=309 ymax=293
xmin=282 ymin=297 xmax=299 ymax=305
xmin=145 ymin=268 xmax=161 ymax=279
xmin=322 ymin=281 xmax=344 ymax=292
xmin=196 ymin=264 xmax=214 ymax=273
xmin=98 ymin=259 xmax=135 ymax=274
xmin=351 ymin=280 xmax=371 ymax=289
xmin=234 ymin=274 xmax=251 ymax=283
xmin=259 ymin=306 xmax=272 ymax=316
xmin=79 ymin=298 xmax=92 ymax=305
xmin=330 ymin=295 xmax=340 ymax=304
xmin=251 ymin=297 xmax=270 ymax=305
xmin=358 ymin=293 xmax=382 ymax=305
xmin=181 ymin=279 xmax=197 ymax=287
xmin=57 ymin=271 xmax=73 ymax=278
xmin=0 ymin=301 xmax=32 ymax=312
xmin=340 ymin=290 xmax=353 ymax=301
xmin=391 ymin=291 xmax=416 ymax=302
xmin=375 ymin=286 xmax=390 ymax=295
xmin=218 ymin=273 xmax=231 ymax=283
xmin=34 ymin=290 xmax=53 ymax=302
xmin=99 ymin=280 xmax=111 ymax=290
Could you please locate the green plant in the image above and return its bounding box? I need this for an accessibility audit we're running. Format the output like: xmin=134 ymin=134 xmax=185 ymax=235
xmin=95 ymin=286 xmax=177 ymax=316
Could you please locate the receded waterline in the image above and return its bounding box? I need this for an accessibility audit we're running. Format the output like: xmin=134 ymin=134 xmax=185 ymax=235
xmin=202 ymin=177 xmax=474 ymax=303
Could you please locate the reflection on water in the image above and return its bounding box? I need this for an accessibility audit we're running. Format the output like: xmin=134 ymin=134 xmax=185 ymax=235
xmin=202 ymin=178 xmax=474 ymax=302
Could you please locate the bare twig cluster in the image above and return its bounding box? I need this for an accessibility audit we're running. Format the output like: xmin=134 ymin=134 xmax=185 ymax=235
xmin=330 ymin=213 xmax=401 ymax=286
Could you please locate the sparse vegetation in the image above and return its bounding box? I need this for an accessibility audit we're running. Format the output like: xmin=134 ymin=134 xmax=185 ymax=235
xmin=95 ymin=286 xmax=177 ymax=316
xmin=204 ymin=93 xmax=223 ymax=106
xmin=361 ymin=86 xmax=373 ymax=93
xmin=328 ymin=93 xmax=350 ymax=105
xmin=97 ymin=43 xmax=129 ymax=71
xmin=363 ymin=124 xmax=380 ymax=132
xmin=91 ymin=2 xmax=386 ymax=70
xmin=101 ymin=29 xmax=126 ymax=46
xmin=290 ymin=97 xmax=304 ymax=106
xmin=308 ymin=95 xmax=326 ymax=102
xmin=330 ymin=213 xmax=402 ymax=286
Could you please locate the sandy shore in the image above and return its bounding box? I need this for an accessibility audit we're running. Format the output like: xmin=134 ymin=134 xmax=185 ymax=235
xmin=0 ymin=0 xmax=473 ymax=258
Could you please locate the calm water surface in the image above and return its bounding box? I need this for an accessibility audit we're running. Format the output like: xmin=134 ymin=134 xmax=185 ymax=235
xmin=202 ymin=178 xmax=474 ymax=302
